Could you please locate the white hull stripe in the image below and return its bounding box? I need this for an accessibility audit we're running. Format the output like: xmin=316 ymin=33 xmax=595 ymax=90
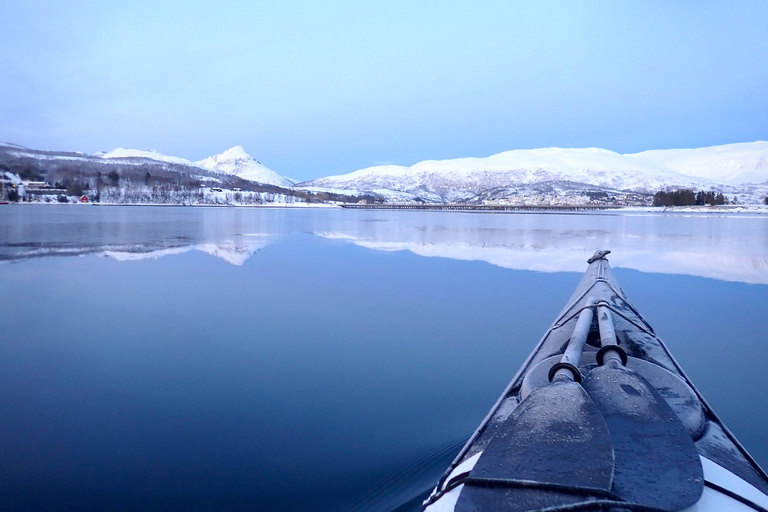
xmin=697 ymin=456 xmax=768 ymax=511
xmin=442 ymin=452 xmax=481 ymax=491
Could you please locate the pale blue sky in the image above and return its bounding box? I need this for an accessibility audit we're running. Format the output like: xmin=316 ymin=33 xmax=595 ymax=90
xmin=1 ymin=0 xmax=766 ymax=181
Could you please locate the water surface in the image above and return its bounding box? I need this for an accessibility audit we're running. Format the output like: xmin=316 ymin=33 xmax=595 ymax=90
xmin=1 ymin=205 xmax=766 ymax=511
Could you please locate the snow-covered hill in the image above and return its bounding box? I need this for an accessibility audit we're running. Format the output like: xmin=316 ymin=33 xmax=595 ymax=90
xmin=628 ymin=141 xmax=768 ymax=185
xmin=300 ymin=142 xmax=768 ymax=203
xmin=196 ymin=146 xmax=295 ymax=188
xmin=96 ymin=147 xmax=206 ymax=169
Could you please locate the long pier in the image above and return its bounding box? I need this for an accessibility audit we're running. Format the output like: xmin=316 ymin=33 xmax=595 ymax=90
xmin=340 ymin=203 xmax=623 ymax=212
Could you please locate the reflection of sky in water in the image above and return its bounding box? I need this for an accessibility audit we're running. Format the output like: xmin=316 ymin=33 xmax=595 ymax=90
xmin=2 ymin=206 xmax=768 ymax=283
xmin=0 ymin=205 xmax=767 ymax=511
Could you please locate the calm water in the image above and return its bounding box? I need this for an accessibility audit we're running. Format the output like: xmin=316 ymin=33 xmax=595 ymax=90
xmin=1 ymin=205 xmax=767 ymax=511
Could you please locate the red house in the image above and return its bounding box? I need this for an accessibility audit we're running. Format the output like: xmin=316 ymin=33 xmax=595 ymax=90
xmin=79 ymin=195 xmax=89 ymax=203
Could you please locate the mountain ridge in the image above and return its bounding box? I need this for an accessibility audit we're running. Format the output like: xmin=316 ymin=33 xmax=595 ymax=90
xmin=298 ymin=141 xmax=768 ymax=203
xmin=0 ymin=142 xmax=296 ymax=188
xmin=4 ymin=141 xmax=768 ymax=203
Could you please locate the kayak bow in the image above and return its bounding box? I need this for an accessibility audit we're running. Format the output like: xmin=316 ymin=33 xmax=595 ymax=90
xmin=423 ymin=251 xmax=768 ymax=512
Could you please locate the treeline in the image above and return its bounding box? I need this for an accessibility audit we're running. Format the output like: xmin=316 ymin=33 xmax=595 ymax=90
xmin=653 ymin=189 xmax=726 ymax=207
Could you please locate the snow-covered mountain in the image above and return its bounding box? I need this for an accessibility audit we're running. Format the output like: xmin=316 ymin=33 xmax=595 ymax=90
xmin=196 ymin=146 xmax=295 ymax=188
xmin=6 ymin=140 xmax=768 ymax=203
xmin=93 ymin=146 xmax=298 ymax=188
xmin=95 ymin=145 xmax=297 ymax=188
xmin=0 ymin=143 xmax=295 ymax=187
xmin=300 ymin=142 xmax=768 ymax=203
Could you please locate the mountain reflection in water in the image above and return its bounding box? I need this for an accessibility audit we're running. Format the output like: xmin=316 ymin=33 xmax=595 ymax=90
xmin=2 ymin=206 xmax=768 ymax=284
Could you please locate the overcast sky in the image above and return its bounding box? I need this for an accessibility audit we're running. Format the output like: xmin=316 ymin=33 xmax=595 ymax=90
xmin=1 ymin=0 xmax=766 ymax=181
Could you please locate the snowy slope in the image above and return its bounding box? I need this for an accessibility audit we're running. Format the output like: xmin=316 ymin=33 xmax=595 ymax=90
xmin=197 ymin=146 xmax=295 ymax=188
xmin=2 ymin=143 xmax=217 ymax=173
xmin=1 ymin=143 xmax=304 ymax=194
xmin=96 ymin=148 xmax=205 ymax=169
xmin=628 ymin=141 xmax=768 ymax=184
xmin=302 ymin=143 xmax=768 ymax=202
xmin=302 ymin=147 xmax=717 ymax=202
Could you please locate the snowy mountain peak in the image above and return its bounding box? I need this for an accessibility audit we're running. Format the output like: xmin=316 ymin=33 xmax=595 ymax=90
xmin=197 ymin=147 xmax=295 ymax=188
xmin=199 ymin=146 xmax=260 ymax=167
xmin=218 ymin=145 xmax=250 ymax=160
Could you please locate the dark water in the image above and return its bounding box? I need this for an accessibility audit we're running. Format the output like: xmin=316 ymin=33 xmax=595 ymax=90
xmin=1 ymin=205 xmax=767 ymax=511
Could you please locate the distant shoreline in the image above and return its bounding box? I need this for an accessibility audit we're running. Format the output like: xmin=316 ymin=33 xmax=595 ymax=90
xmin=5 ymin=202 xmax=768 ymax=214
